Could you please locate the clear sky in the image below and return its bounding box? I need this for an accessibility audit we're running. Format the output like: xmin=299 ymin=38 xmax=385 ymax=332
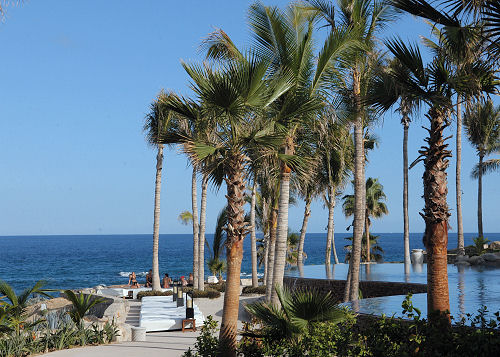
xmin=0 ymin=1 xmax=498 ymax=236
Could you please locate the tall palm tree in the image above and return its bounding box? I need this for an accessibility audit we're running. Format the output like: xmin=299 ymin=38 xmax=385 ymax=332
xmin=144 ymin=93 xmax=174 ymax=291
xmin=343 ymin=177 xmax=388 ymax=262
xmin=369 ymin=26 xmax=496 ymax=321
xmin=464 ymin=100 xmax=500 ymax=238
xmin=308 ymin=0 xmax=396 ymax=302
xmin=198 ymin=173 xmax=209 ymax=290
xmin=250 ymin=183 xmax=259 ymax=288
xmin=162 ymin=56 xmax=292 ymax=356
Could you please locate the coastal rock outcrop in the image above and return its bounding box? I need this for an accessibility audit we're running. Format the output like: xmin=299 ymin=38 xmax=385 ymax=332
xmin=489 ymin=241 xmax=500 ymax=250
xmin=454 ymin=252 xmax=500 ymax=267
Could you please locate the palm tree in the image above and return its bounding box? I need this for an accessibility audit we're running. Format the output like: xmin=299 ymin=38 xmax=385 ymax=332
xmin=245 ymin=286 xmax=348 ymax=342
xmin=464 ymin=100 xmax=500 ymax=238
xmin=162 ymin=56 xmax=292 ymax=355
xmin=368 ymin=27 xmax=496 ymax=321
xmin=63 ymin=290 xmax=105 ymax=327
xmin=249 ymin=183 xmax=259 ymax=288
xmin=344 ymin=233 xmax=385 ymax=262
xmin=207 ymin=206 xmax=228 ymax=281
xmin=308 ymin=0 xmax=396 ymax=302
xmin=144 ymin=94 xmax=174 ymax=291
xmin=343 ymin=177 xmax=388 ymax=262
xmin=197 ymin=173 xmax=209 ymax=291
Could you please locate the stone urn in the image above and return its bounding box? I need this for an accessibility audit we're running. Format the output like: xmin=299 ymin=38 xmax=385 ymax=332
xmin=411 ymin=249 xmax=424 ymax=264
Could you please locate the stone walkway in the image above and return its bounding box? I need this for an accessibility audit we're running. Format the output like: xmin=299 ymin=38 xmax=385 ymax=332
xmin=43 ymin=293 xmax=261 ymax=357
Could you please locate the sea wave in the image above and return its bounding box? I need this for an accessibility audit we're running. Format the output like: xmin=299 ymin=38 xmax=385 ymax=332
xmin=240 ymin=272 xmax=264 ymax=277
xmin=119 ymin=271 xmax=147 ymax=277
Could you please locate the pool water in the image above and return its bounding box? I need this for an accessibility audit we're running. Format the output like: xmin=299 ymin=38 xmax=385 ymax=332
xmin=285 ymin=263 xmax=500 ymax=321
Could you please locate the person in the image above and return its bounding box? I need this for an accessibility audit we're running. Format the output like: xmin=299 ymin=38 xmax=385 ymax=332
xmin=145 ymin=269 xmax=153 ymax=287
xmin=188 ymin=273 xmax=194 ymax=286
xmin=180 ymin=276 xmax=187 ymax=287
xmin=162 ymin=273 xmax=171 ymax=288
xmin=128 ymin=272 xmax=139 ymax=288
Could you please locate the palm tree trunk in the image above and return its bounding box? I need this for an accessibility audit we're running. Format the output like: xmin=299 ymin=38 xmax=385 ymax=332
xmin=198 ymin=174 xmax=208 ymax=291
xmin=365 ymin=213 xmax=370 ymax=262
xmin=478 ymin=154 xmax=484 ymax=238
xmin=262 ymin=198 xmax=269 ymax=284
xmin=265 ymin=209 xmax=277 ymax=302
xmin=218 ymin=155 xmax=247 ymax=356
xmin=191 ymin=168 xmax=199 ymax=290
xmin=347 ymin=70 xmax=365 ymax=301
xmin=263 ymin=232 xmax=269 ymax=283
xmin=423 ymin=107 xmax=451 ymax=323
xmin=151 ymin=144 xmax=163 ymax=291
xmin=403 ymin=121 xmax=411 ymax=270
xmin=297 ymin=196 xmax=311 ymax=267
xmin=250 ymin=183 xmax=258 ymax=288
xmin=456 ymin=99 xmax=465 ymax=255
xmin=270 ymin=139 xmax=293 ymax=305
xmin=325 ymin=186 xmax=338 ymax=265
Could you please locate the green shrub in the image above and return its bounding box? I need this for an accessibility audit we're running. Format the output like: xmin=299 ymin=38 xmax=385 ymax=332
xmin=241 ymin=285 xmax=266 ymax=295
xmin=183 ymin=288 xmax=221 ymax=299
xmin=136 ymin=290 xmax=173 ymax=300
xmin=206 ymin=282 xmax=225 ymax=292
xmin=182 ymin=316 xmax=219 ymax=357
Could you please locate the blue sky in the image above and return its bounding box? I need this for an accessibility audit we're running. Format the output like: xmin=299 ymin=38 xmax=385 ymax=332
xmin=0 ymin=1 xmax=498 ymax=236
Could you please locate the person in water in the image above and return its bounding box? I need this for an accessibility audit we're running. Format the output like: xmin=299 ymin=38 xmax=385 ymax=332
xmin=145 ymin=269 xmax=153 ymax=287
xmin=128 ymin=272 xmax=139 ymax=288
xmin=187 ymin=273 xmax=194 ymax=286
xmin=162 ymin=273 xmax=171 ymax=288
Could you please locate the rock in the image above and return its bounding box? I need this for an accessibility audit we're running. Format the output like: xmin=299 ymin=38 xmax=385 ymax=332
xmin=455 ymin=255 xmax=469 ymax=262
xmin=469 ymin=255 xmax=485 ymax=265
xmin=482 ymin=253 xmax=500 ymax=262
xmin=489 ymin=241 xmax=500 ymax=250
xmin=455 ymin=260 xmax=470 ymax=266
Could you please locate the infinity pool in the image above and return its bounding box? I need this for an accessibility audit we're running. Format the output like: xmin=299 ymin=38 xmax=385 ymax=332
xmin=286 ymin=263 xmax=500 ymax=321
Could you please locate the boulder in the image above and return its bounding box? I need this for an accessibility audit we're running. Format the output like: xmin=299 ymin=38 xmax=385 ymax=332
xmin=469 ymin=255 xmax=485 ymax=265
xmin=454 ymin=260 xmax=470 ymax=266
xmin=489 ymin=241 xmax=500 ymax=250
xmin=455 ymin=255 xmax=469 ymax=262
xmin=482 ymin=253 xmax=500 ymax=262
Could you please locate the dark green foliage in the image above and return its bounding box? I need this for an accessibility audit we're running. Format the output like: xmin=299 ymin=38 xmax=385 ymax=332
xmin=205 ymin=282 xmax=225 ymax=292
xmin=182 ymin=288 xmax=221 ymax=299
xmin=182 ymin=315 xmax=219 ymax=357
xmin=63 ymin=290 xmax=105 ymax=326
xmin=136 ymin=290 xmax=173 ymax=300
xmin=473 ymin=236 xmax=490 ymax=255
xmin=241 ymin=286 xmax=266 ymax=295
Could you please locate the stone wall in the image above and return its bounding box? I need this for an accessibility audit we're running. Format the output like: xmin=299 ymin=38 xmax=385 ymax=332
xmin=283 ymin=277 xmax=427 ymax=301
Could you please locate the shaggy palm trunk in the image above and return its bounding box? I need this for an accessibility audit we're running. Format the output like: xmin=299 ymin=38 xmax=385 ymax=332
xmin=262 ymin=198 xmax=270 ymax=284
xmin=403 ymin=120 xmax=411 ymax=271
xmin=198 ymin=174 xmax=208 ymax=291
xmin=265 ymin=209 xmax=277 ymax=302
xmin=297 ymin=196 xmax=311 ymax=267
xmin=325 ymin=186 xmax=338 ymax=265
xmin=151 ymin=144 xmax=163 ymax=291
xmin=270 ymin=139 xmax=293 ymax=305
xmin=218 ymin=154 xmax=248 ymax=356
xmin=347 ymin=70 xmax=365 ymax=301
xmin=250 ymin=183 xmax=258 ymax=288
xmin=191 ymin=168 xmax=199 ymax=290
xmin=478 ymin=154 xmax=484 ymax=238
xmin=365 ymin=214 xmax=371 ymax=262
xmin=422 ymin=107 xmax=451 ymax=322
xmin=456 ymin=99 xmax=465 ymax=255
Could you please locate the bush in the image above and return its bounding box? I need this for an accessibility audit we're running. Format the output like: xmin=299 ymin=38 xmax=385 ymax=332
xmin=206 ymin=282 xmax=225 ymax=292
xmin=241 ymin=285 xmax=266 ymax=295
xmin=183 ymin=316 xmax=219 ymax=357
xmin=136 ymin=290 xmax=173 ymax=300
xmin=183 ymin=288 xmax=221 ymax=299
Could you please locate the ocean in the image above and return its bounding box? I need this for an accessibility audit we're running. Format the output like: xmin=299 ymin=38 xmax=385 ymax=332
xmin=0 ymin=232 xmax=498 ymax=292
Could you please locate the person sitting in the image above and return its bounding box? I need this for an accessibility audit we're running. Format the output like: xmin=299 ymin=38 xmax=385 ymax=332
xmin=180 ymin=276 xmax=188 ymax=287
xmin=128 ymin=272 xmax=139 ymax=288
xmin=145 ymin=269 xmax=153 ymax=287
xmin=187 ymin=273 xmax=194 ymax=287
xmin=162 ymin=273 xmax=171 ymax=288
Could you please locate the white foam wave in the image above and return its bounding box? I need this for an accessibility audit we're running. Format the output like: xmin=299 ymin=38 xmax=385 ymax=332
xmin=240 ymin=272 xmax=264 ymax=277
xmin=119 ymin=271 xmax=147 ymax=278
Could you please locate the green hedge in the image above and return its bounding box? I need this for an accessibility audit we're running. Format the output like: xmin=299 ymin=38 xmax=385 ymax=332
xmin=136 ymin=290 xmax=173 ymax=300
xmin=183 ymin=288 xmax=221 ymax=299
xmin=242 ymin=286 xmax=266 ymax=295
xmin=206 ymin=282 xmax=225 ymax=292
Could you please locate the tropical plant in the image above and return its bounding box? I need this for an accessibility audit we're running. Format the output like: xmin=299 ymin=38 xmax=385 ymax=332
xmin=63 ymin=290 xmax=105 ymax=326
xmin=343 ymin=177 xmax=388 ymax=262
xmin=473 ymin=236 xmax=491 ymax=256
xmin=178 ymin=210 xmax=193 ymax=225
xmin=206 ymin=206 xmax=228 ymax=281
xmin=245 ymin=286 xmax=348 ymax=342
xmin=0 ymin=280 xmax=50 ymax=336
xmin=249 ymin=183 xmax=259 ymax=288
xmin=344 ymin=233 xmax=385 ymax=262
xmin=161 ymin=53 xmax=292 ymax=355
xmin=464 ymin=100 xmax=500 ymax=238
xmin=285 ymin=232 xmax=304 ymax=266
xmin=144 ymin=93 xmax=175 ymax=291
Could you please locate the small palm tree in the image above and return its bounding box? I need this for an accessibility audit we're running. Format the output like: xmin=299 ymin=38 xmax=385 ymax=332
xmin=206 ymin=206 xmax=228 ymax=281
xmin=344 ymin=233 xmax=385 ymax=262
xmin=464 ymin=100 xmax=500 ymax=238
xmin=0 ymin=280 xmax=50 ymax=336
xmin=245 ymin=286 xmax=348 ymax=341
xmin=343 ymin=178 xmax=388 ymax=262
xmin=63 ymin=290 xmax=105 ymax=327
